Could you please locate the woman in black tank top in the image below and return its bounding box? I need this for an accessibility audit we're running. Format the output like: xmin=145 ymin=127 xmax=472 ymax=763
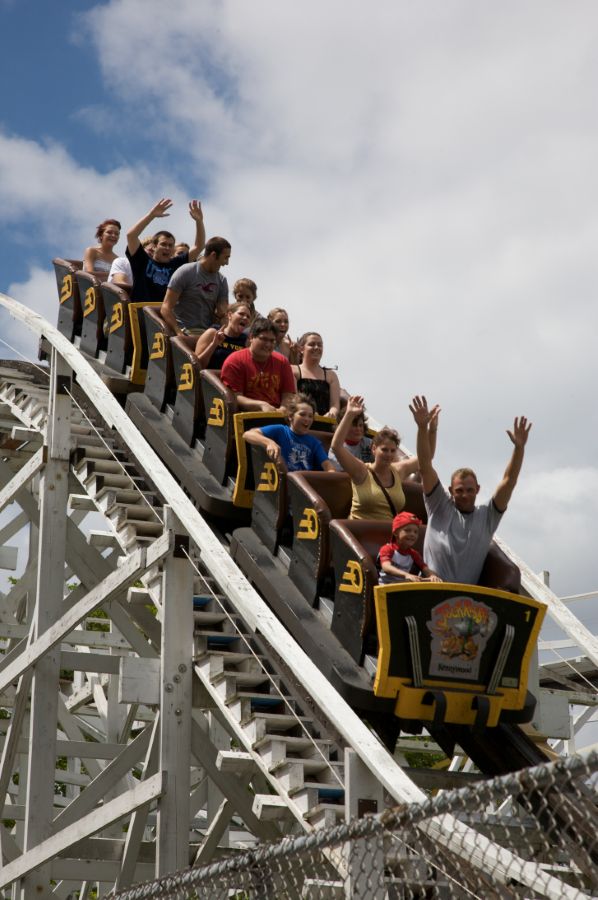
xmin=294 ymin=332 xmax=342 ymax=417
xmin=194 ymin=302 xmax=251 ymax=369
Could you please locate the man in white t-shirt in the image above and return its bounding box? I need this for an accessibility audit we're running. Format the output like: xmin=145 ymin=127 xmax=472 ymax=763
xmin=409 ymin=395 xmax=531 ymax=585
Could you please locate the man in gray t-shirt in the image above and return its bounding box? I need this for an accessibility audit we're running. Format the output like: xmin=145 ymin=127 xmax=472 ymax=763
xmin=161 ymin=236 xmax=231 ymax=349
xmin=409 ymin=396 xmax=532 ymax=585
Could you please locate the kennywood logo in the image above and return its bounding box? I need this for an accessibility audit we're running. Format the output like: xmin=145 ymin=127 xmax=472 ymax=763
xmin=427 ymin=596 xmax=497 ymax=680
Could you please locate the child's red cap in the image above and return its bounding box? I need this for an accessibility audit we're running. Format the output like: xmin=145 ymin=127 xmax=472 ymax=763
xmin=392 ymin=512 xmax=422 ymax=533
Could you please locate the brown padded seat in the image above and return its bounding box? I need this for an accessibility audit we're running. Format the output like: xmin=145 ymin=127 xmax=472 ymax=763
xmin=287 ymin=471 xmax=426 ymax=604
xmin=289 ymin=470 xmax=352 ymax=520
xmin=200 ymin=370 xmax=238 ymax=483
xmin=329 ymin=518 xmax=395 ymax=662
xmin=287 ymin=471 xmax=352 ymax=602
xmin=53 ymin=258 xmax=83 ymax=340
xmin=402 ymin=477 xmax=427 ymax=522
xmin=170 ymin=336 xmax=205 ymax=445
xmin=101 ymin=282 xmax=133 ymax=373
xmin=143 ymin=306 xmax=175 ymax=409
xmin=77 ymin=270 xmax=107 ymax=356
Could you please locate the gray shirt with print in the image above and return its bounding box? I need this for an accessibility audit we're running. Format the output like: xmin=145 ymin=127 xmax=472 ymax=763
xmin=167 ymin=261 xmax=229 ymax=330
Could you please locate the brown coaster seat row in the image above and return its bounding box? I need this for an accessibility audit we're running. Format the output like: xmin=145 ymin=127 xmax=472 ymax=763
xmin=141 ymin=309 xmax=234 ymax=451
xmin=53 ymin=261 xmax=162 ymax=384
xmin=286 ymin=472 xmax=427 ymax=605
xmin=328 ymin=515 xmax=521 ymax=666
xmin=200 ymin=371 xmax=333 ymax=490
xmin=53 ymin=259 xmax=109 ymax=356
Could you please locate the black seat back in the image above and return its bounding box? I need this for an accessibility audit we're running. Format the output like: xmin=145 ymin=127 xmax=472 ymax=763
xmin=171 ymin=337 xmax=204 ymax=445
xmin=77 ymin=270 xmax=107 ymax=357
xmin=143 ymin=307 xmax=175 ymax=410
xmin=53 ymin=258 xmax=82 ymax=341
xmin=101 ymin=283 xmax=132 ymax=374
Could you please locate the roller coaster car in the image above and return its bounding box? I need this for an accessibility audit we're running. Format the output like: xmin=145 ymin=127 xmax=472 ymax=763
xmin=52 ymin=271 xmax=548 ymax=736
xmin=287 ymin=471 xmax=352 ymax=603
xmin=53 ymin=258 xmax=83 ymax=341
xmin=196 ymin=368 xmax=335 ymax=486
xmin=77 ymin=270 xmax=108 ymax=358
xmin=287 ymin=473 xmax=427 ymax=605
xmin=329 ymin=516 xmax=521 ymax=666
xmin=100 ymin=282 xmax=133 ymax=375
xmin=326 ymin=515 xmax=542 ymax=728
xmin=374 ymin=581 xmax=545 ymax=729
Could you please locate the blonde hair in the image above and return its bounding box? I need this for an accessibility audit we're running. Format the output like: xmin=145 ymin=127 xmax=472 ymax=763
xmin=451 ymin=467 xmax=479 ymax=486
xmin=233 ymin=278 xmax=257 ymax=299
xmin=268 ymin=307 xmax=288 ymax=320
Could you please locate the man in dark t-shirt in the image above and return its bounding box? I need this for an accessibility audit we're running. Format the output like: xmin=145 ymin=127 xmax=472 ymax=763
xmin=125 ymin=198 xmax=205 ymax=302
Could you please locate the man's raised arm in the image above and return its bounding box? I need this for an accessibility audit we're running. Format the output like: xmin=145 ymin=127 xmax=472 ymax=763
xmin=187 ymin=200 xmax=205 ymax=262
xmin=127 ymin=198 xmax=173 ymax=255
xmin=409 ymin=395 xmax=441 ymax=495
xmin=493 ymin=417 xmax=532 ymax=513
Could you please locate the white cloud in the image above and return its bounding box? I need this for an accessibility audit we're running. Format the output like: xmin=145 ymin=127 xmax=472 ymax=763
xmin=0 ymin=130 xmax=212 ymax=263
xmin=1 ymin=268 xmax=56 ymax=361
xmin=501 ymin=466 xmax=598 ymax=597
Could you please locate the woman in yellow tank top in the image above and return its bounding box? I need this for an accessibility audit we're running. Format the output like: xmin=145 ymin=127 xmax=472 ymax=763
xmin=331 ymin=395 xmax=439 ymax=521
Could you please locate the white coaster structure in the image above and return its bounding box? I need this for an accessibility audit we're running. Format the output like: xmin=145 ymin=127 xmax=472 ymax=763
xmin=0 ymin=293 xmax=595 ymax=899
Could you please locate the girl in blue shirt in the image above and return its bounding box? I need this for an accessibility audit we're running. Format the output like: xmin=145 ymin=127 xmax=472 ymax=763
xmin=243 ymin=394 xmax=335 ymax=473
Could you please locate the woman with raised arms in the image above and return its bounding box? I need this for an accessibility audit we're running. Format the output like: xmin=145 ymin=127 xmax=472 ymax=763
xmin=331 ymin=395 xmax=439 ymax=521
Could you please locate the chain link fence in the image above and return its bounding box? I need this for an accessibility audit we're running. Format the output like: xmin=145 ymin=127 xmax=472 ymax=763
xmin=108 ymin=749 xmax=598 ymax=900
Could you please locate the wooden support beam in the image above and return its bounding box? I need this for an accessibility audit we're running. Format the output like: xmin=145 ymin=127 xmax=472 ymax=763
xmin=22 ymin=350 xmax=71 ymax=898
xmin=53 ymin=727 xmax=152 ymax=831
xmin=497 ymin=536 xmax=598 ymax=669
xmin=156 ymin=508 xmax=193 ymax=877
xmin=193 ymin=796 xmax=234 ymax=866
xmin=0 ymin=447 xmax=45 ymax=516
xmin=115 ymin=719 xmax=160 ymax=891
xmin=0 ymin=666 xmax=32 ymax=863
xmin=0 ymin=533 xmax=171 ymax=694
xmin=190 ymin=710 xmax=279 ymax=843
xmin=0 ymin=773 xmax=163 ymax=889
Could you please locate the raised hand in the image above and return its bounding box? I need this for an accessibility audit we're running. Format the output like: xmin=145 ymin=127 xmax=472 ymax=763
xmin=188 ymin=199 xmax=203 ymax=221
xmin=346 ymin=395 xmax=365 ymax=417
xmin=149 ymin=198 xmax=173 ymax=219
xmin=507 ymin=416 xmax=532 ymax=448
xmin=409 ymin=395 xmax=434 ymax=428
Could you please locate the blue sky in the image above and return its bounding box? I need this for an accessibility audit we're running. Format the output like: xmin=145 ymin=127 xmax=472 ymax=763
xmin=1 ymin=1 xmax=598 ymax=618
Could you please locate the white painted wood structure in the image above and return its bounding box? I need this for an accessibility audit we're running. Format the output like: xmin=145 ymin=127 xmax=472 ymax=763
xmin=0 ymin=293 xmax=593 ymax=898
